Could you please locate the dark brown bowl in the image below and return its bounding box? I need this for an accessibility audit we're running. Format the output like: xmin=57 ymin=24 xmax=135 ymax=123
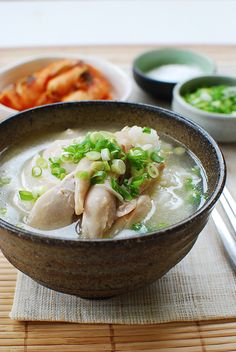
xmin=0 ymin=102 xmax=226 ymax=298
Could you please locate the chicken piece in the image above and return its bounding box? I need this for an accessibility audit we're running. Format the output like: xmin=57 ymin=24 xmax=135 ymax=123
xmin=109 ymin=195 xmax=152 ymax=237
xmin=74 ymin=157 xmax=93 ymax=215
xmin=81 ymin=185 xmax=117 ymax=239
xmin=47 ymin=64 xmax=88 ymax=97
xmin=28 ymin=173 xmax=75 ymax=230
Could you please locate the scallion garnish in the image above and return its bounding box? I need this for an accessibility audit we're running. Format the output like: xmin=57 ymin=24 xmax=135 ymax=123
xmin=142 ymin=127 xmax=151 ymax=134
xmin=32 ymin=166 xmax=42 ymax=178
xmin=150 ymin=152 xmax=164 ymax=163
xmin=191 ymin=166 xmax=201 ymax=177
xmin=19 ymin=190 xmax=36 ymax=201
xmin=110 ymin=178 xmax=133 ymax=201
xmin=111 ymin=159 xmax=126 ymax=175
xmin=49 ymin=157 xmax=67 ymax=180
xmin=147 ymin=163 xmax=159 ymax=178
xmin=86 ymin=151 xmax=101 ymax=161
xmin=173 ymin=147 xmax=185 ymax=156
xmin=0 ymin=177 xmax=11 ymax=187
xmin=101 ymin=148 xmax=111 ymax=161
xmin=0 ymin=207 xmax=7 ymax=215
xmin=36 ymin=157 xmax=48 ymax=169
xmin=91 ymin=171 xmax=107 ymax=185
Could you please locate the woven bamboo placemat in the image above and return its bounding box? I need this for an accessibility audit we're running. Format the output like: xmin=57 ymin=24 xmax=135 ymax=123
xmin=1 ymin=45 xmax=236 ymax=351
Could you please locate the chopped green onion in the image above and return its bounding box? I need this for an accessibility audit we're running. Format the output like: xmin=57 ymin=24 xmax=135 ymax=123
xmin=60 ymin=153 xmax=72 ymax=163
xmin=127 ymin=147 xmax=148 ymax=169
xmin=131 ymin=167 xmax=145 ymax=177
xmin=110 ymin=178 xmax=132 ymax=201
xmin=147 ymin=163 xmax=159 ymax=178
xmin=92 ymin=161 xmax=111 ymax=172
xmin=150 ymin=152 xmax=164 ymax=163
xmin=36 ymin=157 xmax=48 ymax=169
xmin=76 ymin=171 xmax=90 ymax=180
xmin=142 ymin=127 xmax=151 ymax=134
xmin=184 ymin=85 xmax=236 ymax=114
xmin=111 ymin=159 xmax=126 ymax=175
xmin=91 ymin=171 xmax=107 ymax=185
xmin=32 ymin=166 xmax=42 ymax=178
xmin=191 ymin=166 xmax=201 ymax=177
xmin=103 ymin=161 xmax=111 ymax=171
xmin=0 ymin=207 xmax=7 ymax=215
xmin=174 ymin=147 xmax=185 ymax=156
xmin=51 ymin=167 xmax=66 ymax=180
xmin=129 ymin=173 xmax=148 ymax=197
xmin=157 ymin=222 xmax=168 ymax=229
xmin=101 ymin=148 xmax=111 ymax=161
xmin=86 ymin=151 xmax=101 ymax=161
xmin=91 ymin=161 xmax=105 ymax=172
xmin=90 ymin=131 xmax=103 ymax=144
xmin=189 ymin=190 xmax=202 ymax=206
xmin=184 ymin=177 xmax=194 ymax=191
xmin=19 ymin=190 xmax=35 ymax=201
xmin=131 ymin=222 xmax=143 ymax=231
xmin=0 ymin=177 xmax=11 ymax=187
xmin=49 ymin=158 xmax=67 ymax=180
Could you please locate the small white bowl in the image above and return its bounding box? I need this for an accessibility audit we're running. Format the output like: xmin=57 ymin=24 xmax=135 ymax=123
xmin=172 ymin=75 xmax=236 ymax=143
xmin=0 ymin=54 xmax=132 ymax=119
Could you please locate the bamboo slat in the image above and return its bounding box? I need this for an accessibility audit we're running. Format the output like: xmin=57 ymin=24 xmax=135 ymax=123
xmin=0 ymin=45 xmax=236 ymax=352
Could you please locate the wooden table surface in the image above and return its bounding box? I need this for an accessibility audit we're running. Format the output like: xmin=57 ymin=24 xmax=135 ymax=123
xmin=0 ymin=45 xmax=236 ymax=352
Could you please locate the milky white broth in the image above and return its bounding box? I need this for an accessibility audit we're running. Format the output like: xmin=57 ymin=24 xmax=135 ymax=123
xmin=0 ymin=128 xmax=207 ymax=239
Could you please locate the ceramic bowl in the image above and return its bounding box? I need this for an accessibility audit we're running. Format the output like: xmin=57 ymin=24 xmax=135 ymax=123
xmin=0 ymin=54 xmax=132 ymax=119
xmin=172 ymin=75 xmax=236 ymax=142
xmin=0 ymin=101 xmax=226 ymax=298
xmin=133 ymin=48 xmax=215 ymax=101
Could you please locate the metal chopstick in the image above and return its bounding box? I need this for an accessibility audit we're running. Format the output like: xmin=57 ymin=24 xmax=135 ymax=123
xmin=220 ymin=193 xmax=236 ymax=237
xmin=223 ymin=187 xmax=236 ymax=216
xmin=212 ymin=208 xmax=236 ymax=270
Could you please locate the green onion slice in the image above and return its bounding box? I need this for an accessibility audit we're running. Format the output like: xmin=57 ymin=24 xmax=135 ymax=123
xmin=86 ymin=151 xmax=101 ymax=161
xmin=150 ymin=152 xmax=164 ymax=163
xmin=110 ymin=178 xmax=133 ymax=201
xmin=91 ymin=171 xmax=107 ymax=185
xmin=32 ymin=166 xmax=42 ymax=178
xmin=147 ymin=163 xmax=159 ymax=178
xmin=0 ymin=207 xmax=7 ymax=215
xmin=0 ymin=177 xmax=11 ymax=187
xmin=101 ymin=148 xmax=111 ymax=161
xmin=111 ymin=159 xmax=126 ymax=175
xmin=142 ymin=127 xmax=151 ymax=134
xmin=173 ymin=147 xmax=185 ymax=156
xmin=19 ymin=190 xmax=35 ymax=201
xmin=36 ymin=157 xmax=48 ymax=169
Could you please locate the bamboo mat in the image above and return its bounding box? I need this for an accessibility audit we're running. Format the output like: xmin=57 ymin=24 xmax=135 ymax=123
xmin=1 ymin=45 xmax=236 ymax=351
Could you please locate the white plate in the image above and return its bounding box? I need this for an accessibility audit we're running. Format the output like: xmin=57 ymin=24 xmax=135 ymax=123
xmin=0 ymin=54 xmax=132 ymax=119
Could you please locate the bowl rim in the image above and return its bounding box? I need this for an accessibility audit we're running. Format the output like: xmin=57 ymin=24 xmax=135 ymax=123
xmin=173 ymin=74 xmax=236 ymax=120
xmin=0 ymin=101 xmax=226 ymax=245
xmin=133 ymin=47 xmax=216 ymax=86
xmin=0 ymin=53 xmax=132 ymax=113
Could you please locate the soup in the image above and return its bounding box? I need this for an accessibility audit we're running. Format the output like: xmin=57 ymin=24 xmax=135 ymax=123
xmin=0 ymin=126 xmax=207 ymax=239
